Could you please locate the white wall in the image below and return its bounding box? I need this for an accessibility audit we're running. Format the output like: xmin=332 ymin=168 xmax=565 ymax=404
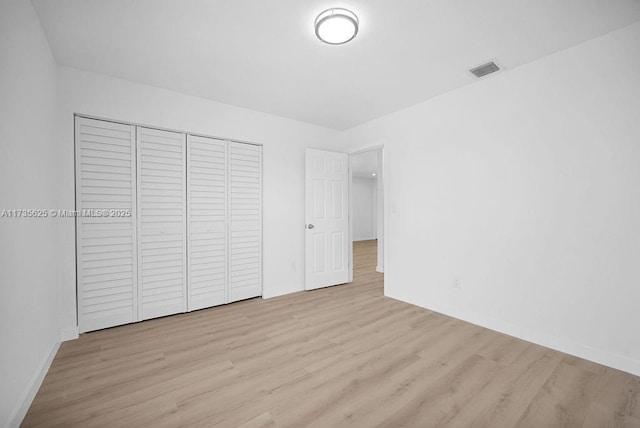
xmin=56 ymin=66 xmax=344 ymax=335
xmin=0 ymin=1 xmax=61 ymax=426
xmin=344 ymin=21 xmax=640 ymax=376
xmin=376 ymin=148 xmax=384 ymax=272
xmin=352 ymin=177 xmax=376 ymax=241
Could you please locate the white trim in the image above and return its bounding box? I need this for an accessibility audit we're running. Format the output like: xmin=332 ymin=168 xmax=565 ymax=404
xmin=8 ymin=341 xmax=60 ymax=427
xmin=226 ymin=139 xmax=231 ymax=304
xmin=387 ymin=291 xmax=640 ymax=377
xmin=186 ymin=135 xmax=192 ymax=309
xmin=131 ymin=124 xmax=139 ymax=324
xmin=261 ymin=290 xmax=291 ymax=299
xmin=135 ymin=126 xmax=143 ymax=322
xmin=74 ymin=118 xmax=83 ymax=332
xmin=180 ymin=133 xmax=188 ymax=313
xmin=376 ymin=265 xmax=384 ymax=273
xmin=259 ymin=142 xmax=264 ymax=299
xmin=60 ymin=326 xmax=79 ymax=342
xmin=349 ymin=144 xmax=384 ymax=156
xmin=345 ymin=158 xmax=356 ymax=284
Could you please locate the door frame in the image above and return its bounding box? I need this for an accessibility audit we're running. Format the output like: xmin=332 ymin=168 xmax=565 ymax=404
xmin=348 ymin=141 xmax=388 ymax=293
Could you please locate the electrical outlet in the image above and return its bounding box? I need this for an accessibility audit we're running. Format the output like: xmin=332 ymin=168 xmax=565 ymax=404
xmin=291 ymin=261 xmax=297 ymax=271
xmin=453 ymin=277 xmax=461 ymax=289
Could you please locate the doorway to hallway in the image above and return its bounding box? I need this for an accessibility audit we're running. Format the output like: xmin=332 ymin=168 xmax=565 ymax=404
xmin=352 ymin=240 xmax=383 ymax=292
xmin=350 ymin=146 xmax=385 ymax=292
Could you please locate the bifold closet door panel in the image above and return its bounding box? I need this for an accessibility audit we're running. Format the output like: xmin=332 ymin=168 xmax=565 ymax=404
xmin=137 ymin=127 xmax=187 ymax=320
xmin=229 ymin=142 xmax=262 ymax=302
xmin=76 ymin=117 xmax=138 ymax=333
xmin=186 ymin=135 xmax=228 ymax=311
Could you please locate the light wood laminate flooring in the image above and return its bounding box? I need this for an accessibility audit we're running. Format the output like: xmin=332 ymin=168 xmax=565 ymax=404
xmin=23 ymin=240 xmax=640 ymax=427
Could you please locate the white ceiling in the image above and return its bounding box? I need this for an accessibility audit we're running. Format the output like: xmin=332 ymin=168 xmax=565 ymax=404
xmin=32 ymin=0 xmax=640 ymax=130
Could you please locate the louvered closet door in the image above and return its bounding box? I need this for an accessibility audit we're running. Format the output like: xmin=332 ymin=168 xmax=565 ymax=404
xmin=229 ymin=142 xmax=262 ymax=302
xmin=187 ymin=135 xmax=228 ymax=310
xmin=137 ymin=127 xmax=187 ymax=320
xmin=76 ymin=117 xmax=138 ymax=333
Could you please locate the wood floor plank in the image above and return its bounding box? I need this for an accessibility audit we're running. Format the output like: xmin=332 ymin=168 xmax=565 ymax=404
xmin=379 ymin=355 xmax=502 ymax=427
xmin=447 ymin=345 xmax=563 ymax=428
xmin=22 ymin=240 xmax=640 ymax=427
xmin=515 ymin=361 xmax=601 ymax=427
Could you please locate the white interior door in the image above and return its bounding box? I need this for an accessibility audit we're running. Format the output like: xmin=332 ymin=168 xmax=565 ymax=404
xmin=229 ymin=142 xmax=262 ymax=302
xmin=187 ymin=135 xmax=228 ymax=310
xmin=137 ymin=126 xmax=187 ymax=320
xmin=76 ymin=117 xmax=138 ymax=333
xmin=305 ymin=149 xmax=349 ymax=290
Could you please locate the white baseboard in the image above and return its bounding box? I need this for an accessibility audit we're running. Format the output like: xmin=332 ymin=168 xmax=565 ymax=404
xmin=61 ymin=325 xmax=79 ymax=341
xmin=9 ymin=341 xmax=60 ymax=427
xmin=386 ymin=290 xmax=640 ymax=378
xmin=262 ymin=285 xmax=305 ymax=300
xmin=376 ymin=265 xmax=384 ymax=273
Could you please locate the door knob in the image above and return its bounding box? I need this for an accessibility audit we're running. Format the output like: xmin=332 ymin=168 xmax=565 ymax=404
xmin=306 ymin=224 xmax=314 ymax=229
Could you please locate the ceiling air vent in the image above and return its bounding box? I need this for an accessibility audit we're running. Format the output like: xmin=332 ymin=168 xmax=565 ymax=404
xmin=469 ymin=61 xmax=500 ymax=78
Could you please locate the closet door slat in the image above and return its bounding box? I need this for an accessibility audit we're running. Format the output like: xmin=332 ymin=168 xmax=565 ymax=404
xmin=137 ymin=127 xmax=187 ymax=320
xmin=229 ymin=142 xmax=262 ymax=302
xmin=76 ymin=117 xmax=138 ymax=333
xmin=187 ymin=135 xmax=228 ymax=310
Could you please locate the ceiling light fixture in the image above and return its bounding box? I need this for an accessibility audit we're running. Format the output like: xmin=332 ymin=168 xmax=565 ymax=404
xmin=314 ymin=8 xmax=359 ymax=45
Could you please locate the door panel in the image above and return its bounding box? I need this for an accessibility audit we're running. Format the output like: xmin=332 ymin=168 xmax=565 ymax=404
xmin=137 ymin=127 xmax=187 ymax=320
xmin=187 ymin=135 xmax=228 ymax=310
xmin=305 ymin=149 xmax=349 ymax=290
xmin=229 ymin=142 xmax=262 ymax=302
xmin=76 ymin=117 xmax=138 ymax=333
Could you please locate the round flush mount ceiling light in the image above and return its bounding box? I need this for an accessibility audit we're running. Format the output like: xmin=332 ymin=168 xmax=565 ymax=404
xmin=314 ymin=8 xmax=359 ymax=45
